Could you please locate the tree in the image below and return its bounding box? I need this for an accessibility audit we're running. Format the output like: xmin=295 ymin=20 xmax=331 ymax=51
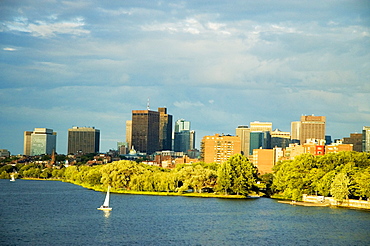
xmin=217 ymin=160 xmax=232 ymax=195
xmin=330 ymin=172 xmax=350 ymax=203
xmin=216 ymin=154 xmax=257 ymax=195
xmin=352 ymin=167 xmax=370 ymax=199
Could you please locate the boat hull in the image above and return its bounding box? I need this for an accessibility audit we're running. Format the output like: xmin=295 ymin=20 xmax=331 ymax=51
xmin=97 ymin=207 xmax=112 ymax=211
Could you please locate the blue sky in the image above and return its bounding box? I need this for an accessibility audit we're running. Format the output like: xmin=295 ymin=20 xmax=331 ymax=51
xmin=1 ymin=0 xmax=369 ymax=155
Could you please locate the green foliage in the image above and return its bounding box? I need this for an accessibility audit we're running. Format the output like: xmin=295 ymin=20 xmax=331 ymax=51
xmin=272 ymin=151 xmax=370 ymax=201
xmin=0 ymin=164 xmax=13 ymax=172
xmin=330 ymin=173 xmax=350 ymax=202
xmin=0 ymin=171 xmax=10 ymax=179
xmin=216 ymin=154 xmax=257 ymax=195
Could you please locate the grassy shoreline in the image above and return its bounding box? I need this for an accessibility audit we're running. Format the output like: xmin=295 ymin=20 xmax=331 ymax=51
xmin=20 ymin=178 xmax=253 ymax=199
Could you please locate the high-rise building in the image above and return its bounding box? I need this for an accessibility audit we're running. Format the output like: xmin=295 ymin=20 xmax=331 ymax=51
xmin=250 ymin=121 xmax=272 ymax=132
xmin=158 ymin=107 xmax=173 ymax=151
xmin=130 ymin=107 xmax=173 ymax=155
xmin=343 ymin=133 xmax=362 ymax=152
xmin=23 ymin=131 xmax=32 ymax=156
xmin=299 ymin=115 xmax=326 ymax=144
xmin=175 ymin=119 xmax=191 ymax=132
xmin=174 ymin=119 xmax=195 ymax=153
xmin=252 ymin=149 xmax=274 ymax=174
xmin=125 ymin=120 xmax=132 ymax=150
xmin=189 ymin=130 xmax=196 ymax=151
xmin=68 ymin=127 xmax=100 ymax=154
xmin=201 ymin=134 xmax=241 ymax=164
xmin=362 ymin=126 xmax=370 ymax=152
xmin=131 ymin=109 xmax=160 ymax=154
xmin=250 ymin=132 xmax=263 ymax=155
xmin=24 ymin=128 xmax=57 ymax=156
xmin=290 ymin=121 xmax=300 ymax=143
xmin=271 ymin=129 xmax=291 ymax=148
xmin=235 ymin=125 xmax=251 ymax=156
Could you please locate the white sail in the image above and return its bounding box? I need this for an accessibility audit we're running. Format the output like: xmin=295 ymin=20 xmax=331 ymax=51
xmin=10 ymin=174 xmax=15 ymax=182
xmin=102 ymin=186 xmax=110 ymax=207
xmin=97 ymin=186 xmax=112 ymax=210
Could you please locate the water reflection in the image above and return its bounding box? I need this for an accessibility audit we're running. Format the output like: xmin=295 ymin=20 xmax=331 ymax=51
xmin=102 ymin=210 xmax=111 ymax=218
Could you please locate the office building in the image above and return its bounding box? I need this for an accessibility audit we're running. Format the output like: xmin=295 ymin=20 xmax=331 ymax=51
xmin=175 ymin=119 xmax=190 ymax=132
xmin=343 ymin=133 xmax=362 ymax=152
xmin=271 ymin=129 xmax=290 ymax=148
xmin=174 ymin=119 xmax=195 ymax=153
xmin=299 ymin=115 xmax=326 ymax=144
xmin=362 ymin=126 xmax=370 ymax=152
xmin=23 ymin=131 xmax=32 ymax=156
xmin=130 ymin=107 xmax=173 ymax=155
xmin=117 ymin=142 xmax=128 ymax=155
xmin=250 ymin=121 xmax=272 ymax=132
xmin=325 ymin=143 xmax=353 ymax=153
xmin=252 ymin=149 xmax=274 ymax=174
xmin=131 ymin=109 xmax=160 ymax=154
xmin=158 ymin=107 xmax=173 ymax=151
xmin=24 ymin=128 xmax=57 ymax=156
xmin=201 ymin=134 xmax=241 ymax=164
xmin=68 ymin=127 xmax=100 ymax=154
xmin=0 ymin=149 xmax=11 ymax=157
xmin=249 ymin=131 xmax=271 ymax=155
xmin=125 ymin=120 xmax=132 ymax=150
xmin=235 ymin=125 xmax=251 ymax=156
xmin=290 ymin=121 xmax=300 ymax=143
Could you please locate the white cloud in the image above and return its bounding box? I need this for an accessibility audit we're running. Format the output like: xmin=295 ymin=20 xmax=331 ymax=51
xmin=4 ymin=16 xmax=90 ymax=37
xmin=3 ymin=47 xmax=16 ymax=51
xmin=173 ymin=101 xmax=204 ymax=108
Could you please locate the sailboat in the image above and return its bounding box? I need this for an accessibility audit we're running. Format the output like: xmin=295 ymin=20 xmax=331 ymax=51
xmin=10 ymin=174 xmax=15 ymax=182
xmin=97 ymin=186 xmax=112 ymax=211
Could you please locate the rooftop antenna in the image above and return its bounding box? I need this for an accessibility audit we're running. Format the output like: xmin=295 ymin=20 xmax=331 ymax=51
xmin=147 ymin=98 xmax=150 ymax=110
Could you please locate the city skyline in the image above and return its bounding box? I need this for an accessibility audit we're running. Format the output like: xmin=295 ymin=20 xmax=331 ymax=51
xmin=1 ymin=1 xmax=369 ymax=155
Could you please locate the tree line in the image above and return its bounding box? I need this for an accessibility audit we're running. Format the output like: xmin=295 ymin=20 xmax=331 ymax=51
xmin=1 ymin=151 xmax=370 ymax=200
xmin=0 ymin=154 xmax=258 ymax=196
xmin=272 ymin=151 xmax=370 ymax=201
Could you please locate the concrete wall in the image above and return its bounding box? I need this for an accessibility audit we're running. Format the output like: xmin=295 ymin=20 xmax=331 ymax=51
xmin=302 ymin=194 xmax=370 ymax=210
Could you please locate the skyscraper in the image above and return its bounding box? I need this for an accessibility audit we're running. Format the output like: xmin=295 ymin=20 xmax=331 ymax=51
xmin=250 ymin=121 xmax=273 ymax=132
xmin=125 ymin=120 xmax=132 ymax=150
xmin=131 ymin=109 xmax=160 ymax=154
xmin=130 ymin=107 xmax=173 ymax=155
xmin=299 ymin=115 xmax=326 ymax=144
xmin=158 ymin=107 xmax=173 ymax=151
xmin=343 ymin=133 xmax=362 ymax=152
xmin=175 ymin=119 xmax=190 ymax=132
xmin=68 ymin=127 xmax=100 ymax=154
xmin=290 ymin=121 xmax=300 ymax=143
xmin=271 ymin=129 xmax=291 ymax=148
xmin=23 ymin=131 xmax=32 ymax=156
xmin=235 ymin=125 xmax=251 ymax=156
xmin=362 ymin=126 xmax=370 ymax=152
xmin=174 ymin=119 xmax=195 ymax=153
xmin=24 ymin=128 xmax=57 ymax=156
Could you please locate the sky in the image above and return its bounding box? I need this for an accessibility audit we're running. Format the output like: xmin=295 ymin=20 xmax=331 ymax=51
xmin=1 ymin=0 xmax=369 ymax=155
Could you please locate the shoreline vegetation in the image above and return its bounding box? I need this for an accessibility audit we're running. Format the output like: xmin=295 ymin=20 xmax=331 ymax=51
xmin=2 ymin=152 xmax=370 ymax=209
xmin=21 ymin=178 xmax=254 ymax=199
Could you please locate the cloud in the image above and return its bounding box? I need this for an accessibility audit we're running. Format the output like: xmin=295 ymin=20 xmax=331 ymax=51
xmin=3 ymin=47 xmax=16 ymax=51
xmin=4 ymin=16 xmax=90 ymax=37
xmin=173 ymin=101 xmax=204 ymax=109
xmin=141 ymin=16 xmax=230 ymax=36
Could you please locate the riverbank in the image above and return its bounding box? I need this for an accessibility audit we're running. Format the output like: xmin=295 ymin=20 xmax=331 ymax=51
xmin=278 ymin=200 xmax=330 ymax=207
xmin=277 ymin=195 xmax=370 ymax=210
xmin=62 ymin=180 xmax=257 ymax=199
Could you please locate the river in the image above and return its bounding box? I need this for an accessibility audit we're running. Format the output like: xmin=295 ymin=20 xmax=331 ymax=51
xmin=0 ymin=179 xmax=369 ymax=245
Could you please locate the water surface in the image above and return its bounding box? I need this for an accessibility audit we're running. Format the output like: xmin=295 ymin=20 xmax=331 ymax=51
xmin=1 ymin=180 xmax=369 ymax=245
